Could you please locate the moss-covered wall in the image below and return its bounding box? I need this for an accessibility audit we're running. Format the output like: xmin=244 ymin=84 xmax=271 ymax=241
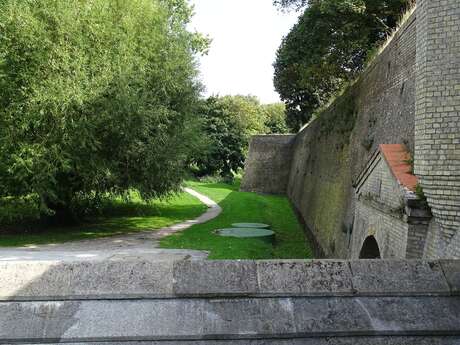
xmin=287 ymin=12 xmax=417 ymax=258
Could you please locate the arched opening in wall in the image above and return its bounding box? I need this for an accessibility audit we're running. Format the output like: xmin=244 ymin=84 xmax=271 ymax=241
xmin=359 ymin=236 xmax=381 ymax=259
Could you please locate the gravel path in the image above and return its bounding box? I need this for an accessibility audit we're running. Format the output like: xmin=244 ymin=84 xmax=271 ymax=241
xmin=0 ymin=188 xmax=222 ymax=262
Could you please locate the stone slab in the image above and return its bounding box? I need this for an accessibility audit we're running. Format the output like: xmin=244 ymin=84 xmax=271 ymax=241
xmin=0 ymin=260 xmax=174 ymax=300
xmin=0 ymin=298 xmax=295 ymax=342
xmin=216 ymin=228 xmax=275 ymax=239
xmin=1 ymin=260 xmax=460 ymax=301
xmin=257 ymin=260 xmax=354 ymax=295
xmin=350 ymin=260 xmax=451 ymax=295
xmin=232 ymin=223 xmax=270 ymax=228
xmin=1 ymin=297 xmax=460 ymax=342
xmin=18 ymin=338 xmax=460 ymax=345
xmin=293 ymin=296 xmax=460 ymax=335
xmin=173 ymin=260 xmax=258 ymax=296
xmin=441 ymin=260 xmax=460 ymax=294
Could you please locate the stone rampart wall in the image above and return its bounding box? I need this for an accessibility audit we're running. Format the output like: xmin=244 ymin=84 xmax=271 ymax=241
xmin=242 ymin=1 xmax=460 ymax=259
xmin=241 ymin=135 xmax=295 ymax=195
xmin=286 ymin=11 xmax=417 ymax=258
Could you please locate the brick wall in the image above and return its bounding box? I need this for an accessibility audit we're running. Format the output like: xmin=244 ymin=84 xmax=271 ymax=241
xmin=415 ymin=0 xmax=460 ymax=259
xmin=352 ymin=155 xmax=409 ymax=259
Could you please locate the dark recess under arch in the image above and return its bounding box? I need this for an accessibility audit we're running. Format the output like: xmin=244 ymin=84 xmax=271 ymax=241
xmin=359 ymin=236 xmax=381 ymax=259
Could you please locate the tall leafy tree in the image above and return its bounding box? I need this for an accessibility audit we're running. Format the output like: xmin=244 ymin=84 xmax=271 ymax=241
xmin=274 ymin=0 xmax=310 ymax=11
xmin=192 ymin=96 xmax=288 ymax=178
xmin=193 ymin=97 xmax=245 ymax=178
xmin=0 ymin=0 xmax=208 ymax=221
xmin=193 ymin=95 xmax=266 ymax=178
xmin=262 ymin=103 xmax=290 ymax=134
xmin=274 ymin=0 xmax=413 ymax=131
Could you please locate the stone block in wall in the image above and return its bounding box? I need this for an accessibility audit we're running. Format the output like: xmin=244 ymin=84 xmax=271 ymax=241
xmin=241 ymin=135 xmax=295 ymax=195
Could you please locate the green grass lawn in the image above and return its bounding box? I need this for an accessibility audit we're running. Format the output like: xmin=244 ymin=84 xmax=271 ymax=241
xmin=160 ymin=181 xmax=313 ymax=259
xmin=0 ymin=191 xmax=206 ymax=247
xmin=0 ymin=181 xmax=313 ymax=259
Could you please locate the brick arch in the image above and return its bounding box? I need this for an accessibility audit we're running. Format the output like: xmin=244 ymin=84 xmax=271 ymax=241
xmin=359 ymin=236 xmax=381 ymax=259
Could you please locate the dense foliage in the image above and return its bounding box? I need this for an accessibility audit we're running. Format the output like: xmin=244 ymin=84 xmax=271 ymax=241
xmin=0 ymin=0 xmax=208 ymax=222
xmin=262 ymin=103 xmax=289 ymax=134
xmin=273 ymin=0 xmax=309 ymax=11
xmin=274 ymin=0 xmax=413 ymax=131
xmin=192 ymin=96 xmax=288 ymax=178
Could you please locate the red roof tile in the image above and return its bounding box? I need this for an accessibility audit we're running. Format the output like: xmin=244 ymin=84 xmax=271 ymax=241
xmin=380 ymin=144 xmax=418 ymax=192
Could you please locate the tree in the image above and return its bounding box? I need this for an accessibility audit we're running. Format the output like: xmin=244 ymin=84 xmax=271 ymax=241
xmin=273 ymin=0 xmax=413 ymax=131
xmin=193 ymin=95 xmax=265 ymax=178
xmin=0 ymin=0 xmax=208 ymax=222
xmin=192 ymin=96 xmax=288 ymax=178
xmin=262 ymin=103 xmax=290 ymax=134
xmin=273 ymin=0 xmax=309 ymax=11
xmin=192 ymin=97 xmax=245 ymax=178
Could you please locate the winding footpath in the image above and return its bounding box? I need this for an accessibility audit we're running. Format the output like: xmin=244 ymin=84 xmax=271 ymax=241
xmin=0 ymin=188 xmax=222 ymax=262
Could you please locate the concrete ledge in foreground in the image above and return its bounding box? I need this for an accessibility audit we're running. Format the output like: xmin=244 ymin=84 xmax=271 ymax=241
xmin=0 ymin=259 xmax=459 ymax=343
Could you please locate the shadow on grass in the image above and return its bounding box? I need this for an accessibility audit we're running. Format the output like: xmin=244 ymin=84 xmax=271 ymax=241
xmin=0 ymin=195 xmax=207 ymax=247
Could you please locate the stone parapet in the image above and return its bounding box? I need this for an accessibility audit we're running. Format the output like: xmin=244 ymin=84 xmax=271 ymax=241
xmin=0 ymin=259 xmax=459 ymax=343
xmin=1 ymin=259 xmax=458 ymax=300
xmin=16 ymin=339 xmax=460 ymax=345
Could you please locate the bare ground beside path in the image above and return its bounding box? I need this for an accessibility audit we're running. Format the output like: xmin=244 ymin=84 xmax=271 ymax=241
xmin=0 ymin=188 xmax=221 ymax=262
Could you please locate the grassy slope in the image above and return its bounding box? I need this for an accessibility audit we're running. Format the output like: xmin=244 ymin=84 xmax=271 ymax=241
xmin=0 ymin=192 xmax=206 ymax=247
xmin=160 ymin=181 xmax=313 ymax=259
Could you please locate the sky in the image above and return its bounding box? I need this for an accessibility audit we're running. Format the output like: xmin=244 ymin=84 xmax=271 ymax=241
xmin=189 ymin=0 xmax=299 ymax=104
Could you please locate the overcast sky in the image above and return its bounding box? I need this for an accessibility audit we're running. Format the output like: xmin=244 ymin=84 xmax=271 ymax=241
xmin=189 ymin=0 xmax=299 ymax=104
